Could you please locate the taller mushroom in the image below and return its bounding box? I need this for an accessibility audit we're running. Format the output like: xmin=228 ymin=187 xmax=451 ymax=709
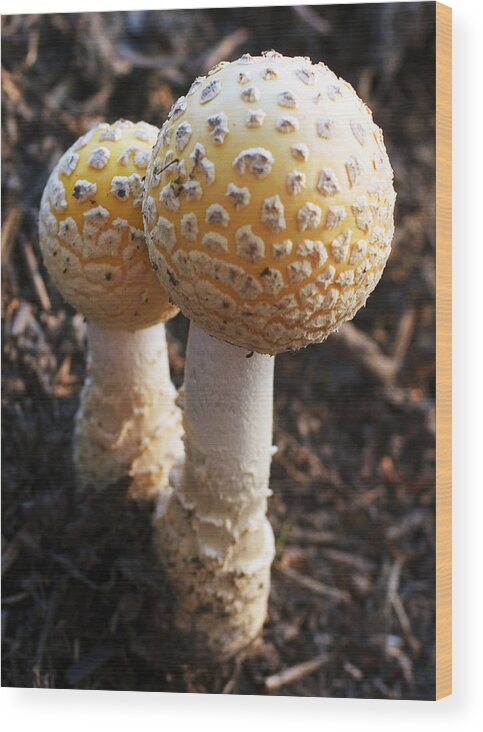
xmin=39 ymin=120 xmax=182 ymax=499
xmin=144 ymin=52 xmax=396 ymax=657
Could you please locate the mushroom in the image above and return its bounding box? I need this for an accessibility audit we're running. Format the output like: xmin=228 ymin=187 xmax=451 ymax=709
xmin=39 ymin=119 xmax=182 ymax=500
xmin=144 ymin=52 xmax=396 ymax=657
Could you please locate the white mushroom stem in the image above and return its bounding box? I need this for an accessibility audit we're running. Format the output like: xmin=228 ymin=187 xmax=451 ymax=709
xmin=74 ymin=321 xmax=183 ymax=500
xmin=155 ymin=324 xmax=276 ymax=659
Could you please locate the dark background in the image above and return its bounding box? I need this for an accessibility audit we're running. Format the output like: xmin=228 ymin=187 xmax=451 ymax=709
xmin=2 ymin=3 xmax=436 ymax=698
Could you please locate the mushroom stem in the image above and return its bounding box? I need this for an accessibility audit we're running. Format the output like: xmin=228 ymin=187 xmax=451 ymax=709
xmin=74 ymin=321 xmax=183 ymax=500
xmin=155 ymin=323 xmax=275 ymax=659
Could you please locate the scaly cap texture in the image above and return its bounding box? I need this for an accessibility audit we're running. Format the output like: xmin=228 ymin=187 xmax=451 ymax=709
xmin=144 ymin=52 xmax=396 ymax=354
xmin=39 ymin=119 xmax=178 ymax=330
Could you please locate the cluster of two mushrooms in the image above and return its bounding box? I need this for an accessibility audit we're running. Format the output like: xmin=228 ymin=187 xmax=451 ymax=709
xmin=40 ymin=51 xmax=395 ymax=661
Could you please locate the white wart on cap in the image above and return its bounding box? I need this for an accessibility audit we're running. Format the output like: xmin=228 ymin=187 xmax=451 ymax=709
xmin=144 ymin=52 xmax=396 ymax=354
xmin=40 ymin=119 xmax=178 ymax=331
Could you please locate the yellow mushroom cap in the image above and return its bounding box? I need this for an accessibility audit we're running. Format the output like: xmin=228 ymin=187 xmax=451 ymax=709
xmin=144 ymin=51 xmax=396 ymax=355
xmin=39 ymin=119 xmax=178 ymax=331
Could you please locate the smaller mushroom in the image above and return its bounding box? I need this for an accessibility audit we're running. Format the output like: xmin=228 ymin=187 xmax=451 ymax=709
xmin=39 ymin=120 xmax=182 ymax=499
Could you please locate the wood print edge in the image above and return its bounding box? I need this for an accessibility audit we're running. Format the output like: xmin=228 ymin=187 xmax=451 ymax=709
xmin=435 ymin=0 xmax=452 ymax=701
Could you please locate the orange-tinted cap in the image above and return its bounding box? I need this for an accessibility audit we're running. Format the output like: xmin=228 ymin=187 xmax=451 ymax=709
xmin=39 ymin=119 xmax=178 ymax=330
xmin=144 ymin=52 xmax=395 ymax=354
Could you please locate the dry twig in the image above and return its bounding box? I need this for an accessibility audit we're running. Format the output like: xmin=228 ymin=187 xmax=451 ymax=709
xmin=202 ymin=28 xmax=249 ymax=73
xmin=332 ymin=321 xmax=397 ymax=384
xmin=386 ymin=559 xmax=421 ymax=655
xmin=293 ymin=6 xmax=331 ymax=35
xmin=21 ymin=239 xmax=51 ymax=311
xmin=1 ymin=207 xmax=22 ymax=263
xmin=277 ymin=565 xmax=350 ymax=604
xmin=265 ymin=653 xmax=329 ymax=690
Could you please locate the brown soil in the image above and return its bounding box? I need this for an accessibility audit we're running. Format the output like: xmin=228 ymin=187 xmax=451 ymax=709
xmin=2 ymin=3 xmax=436 ymax=698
